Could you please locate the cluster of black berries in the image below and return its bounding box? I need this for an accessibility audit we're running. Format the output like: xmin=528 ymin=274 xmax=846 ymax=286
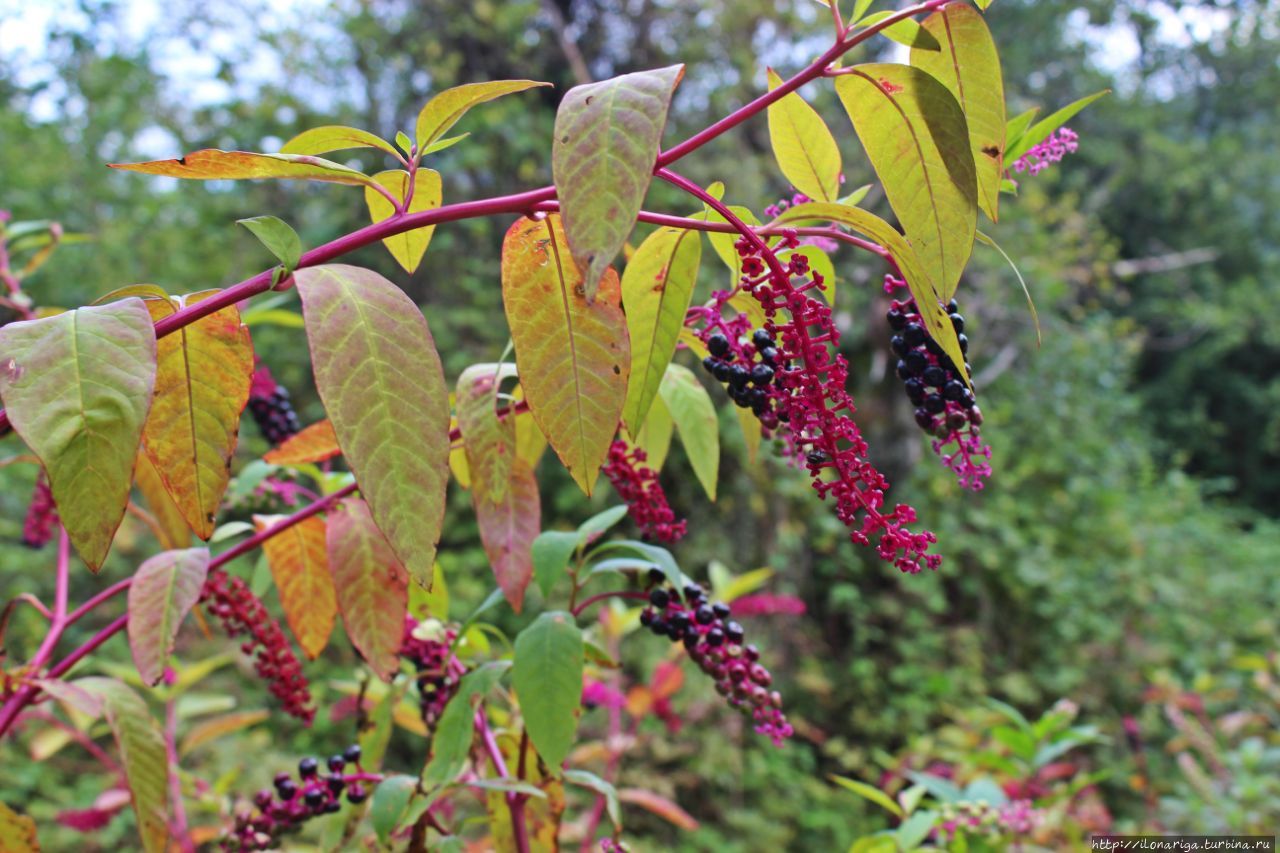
xmin=400 ymin=617 xmax=466 ymax=730
xmin=248 ymin=366 xmax=301 ymax=446
xmin=700 ymin=328 xmax=785 ymax=430
xmin=638 ymin=572 xmax=792 ymax=744
xmin=888 ymin=296 xmax=983 ymax=436
xmin=226 ymin=746 xmax=375 ymax=850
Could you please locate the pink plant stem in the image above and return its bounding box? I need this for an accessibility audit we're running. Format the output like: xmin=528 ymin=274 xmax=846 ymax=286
xmin=475 ymin=709 xmax=531 ymax=853
xmin=165 ymin=696 xmax=195 ymax=853
xmin=570 ymin=590 xmax=649 ymax=618
xmin=0 ymin=0 xmax=943 ymax=437
xmin=579 ymin=630 xmax=624 ymax=851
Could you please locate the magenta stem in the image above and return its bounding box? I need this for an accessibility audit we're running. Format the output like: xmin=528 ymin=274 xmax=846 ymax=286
xmin=475 ymin=709 xmax=531 ymax=853
xmin=165 ymin=697 xmax=195 ymax=853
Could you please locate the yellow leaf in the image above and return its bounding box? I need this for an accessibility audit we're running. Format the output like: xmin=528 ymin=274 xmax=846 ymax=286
xmin=255 ymin=514 xmax=336 ymax=659
xmin=766 ymin=68 xmax=842 ymax=202
xmin=263 ymin=419 xmax=341 ymax=465
xmin=363 ymin=169 xmax=442 ymax=273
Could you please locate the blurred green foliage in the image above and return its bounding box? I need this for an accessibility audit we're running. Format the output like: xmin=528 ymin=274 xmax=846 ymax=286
xmin=1 ymin=0 xmax=1277 ymax=849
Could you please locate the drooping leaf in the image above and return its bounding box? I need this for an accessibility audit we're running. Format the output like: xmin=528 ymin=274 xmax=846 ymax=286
xmin=1004 ymin=90 xmax=1109 ymax=163
xmin=513 ymin=385 xmax=548 ymax=468
xmin=326 ymin=498 xmax=409 ymax=680
xmin=134 ymin=454 xmax=191 ymax=550
xmin=734 ymin=405 xmax=762 ymax=466
xmin=975 ymin=230 xmax=1040 ymax=345
xmin=564 ymin=769 xmax=621 ymax=831
xmin=657 ymin=364 xmax=718 ymax=501
xmin=456 ymin=364 xmax=518 ymax=501
xmin=620 ymin=225 xmax=702 ymax=433
xmin=765 ymin=68 xmax=842 ymax=203
xmin=484 ymin=732 xmax=566 ymax=851
xmin=578 ymin=505 xmax=631 ymax=540
xmin=629 ymin=393 xmax=674 ymax=471
xmin=768 ymin=202 xmax=968 ymax=384
xmin=141 ymin=291 xmax=253 ymax=540
xmin=126 ymin=548 xmax=210 ymax=685
xmin=415 ymin=80 xmax=551 ymax=150
xmin=512 ymin=611 xmax=583 ymax=773
xmin=236 ymin=216 xmax=302 ymax=270
xmin=178 ymin=709 xmax=270 ymax=757
xmin=532 ymin=530 xmax=580 ymax=599
xmin=422 ymin=662 xmax=509 ymax=787
xmin=280 ymin=125 xmax=400 ymax=159
xmin=0 ymin=800 xmax=40 ymax=852
xmin=369 ymin=775 xmax=417 ymax=846
xmin=0 ymin=299 xmax=157 ymax=569
xmin=500 ymin=215 xmax=630 ymax=496
xmin=617 ymin=788 xmax=699 ymax=830
xmin=856 ymin=10 xmax=941 ymax=50
xmin=552 ymin=65 xmax=684 ymax=299
xmin=830 ymin=775 xmax=904 ymax=817
xmin=76 ymin=678 xmax=169 ymax=853
xmin=255 ymin=514 xmax=336 ymax=659
xmin=911 ymin=3 xmax=1006 ymax=221
xmin=835 ymin=64 xmax=978 ymax=300
xmin=295 ymin=265 xmax=450 ymax=588
xmin=474 ymin=460 xmax=540 ymax=612
xmin=263 ymin=419 xmax=341 ymax=465
xmin=363 ymin=168 xmax=443 ymax=274
xmin=109 ymin=149 xmax=376 ymax=187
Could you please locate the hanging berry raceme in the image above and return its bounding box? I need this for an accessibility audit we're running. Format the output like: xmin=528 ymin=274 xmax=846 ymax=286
xmin=202 ymin=570 xmax=314 ymax=723
xmin=884 ymin=274 xmax=992 ymax=491
xmin=732 ymin=233 xmax=941 ymax=572
xmin=696 ymin=318 xmax=786 ymax=431
xmin=21 ymin=472 xmax=57 ymax=549
xmin=638 ymin=573 xmax=793 ymax=745
xmin=223 ymin=745 xmax=380 ymax=851
xmin=399 ymin=616 xmax=467 ymax=729
xmin=601 ymin=439 xmax=688 ymax=543
xmin=248 ymin=364 xmax=301 ymax=446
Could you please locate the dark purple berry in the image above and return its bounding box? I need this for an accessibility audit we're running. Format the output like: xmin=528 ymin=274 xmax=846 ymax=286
xmin=343 ymin=744 xmax=362 ymax=764
xmin=904 ymin=378 xmax=927 ymax=405
xmin=298 ymin=757 xmax=318 ymax=778
xmin=958 ymin=333 xmax=969 ymax=354
xmin=752 ymin=329 xmax=775 ymax=350
xmin=649 ymin=588 xmax=670 ymax=608
xmin=924 ymin=394 xmax=946 ymax=414
xmin=712 ymin=602 xmax=731 ymax=619
xmin=903 ymin=351 xmax=929 ymax=375
xmin=949 ymin=313 xmax=965 ymax=333
xmin=707 ymin=333 xmax=730 ymax=357
xmin=327 ymin=775 xmax=346 ymax=794
xmin=890 ymin=335 xmax=908 ymax=357
xmin=728 ymin=364 xmax=750 ymax=389
xmin=683 ymin=583 xmax=705 ymax=603
xmin=759 ymin=346 xmax=779 ymax=365
xmin=915 ymin=408 xmax=936 ymax=430
xmin=725 ymin=621 xmax=745 ymax=644
xmin=347 ymin=784 xmax=367 ymax=805
xmin=303 ymin=788 xmax=324 ymax=808
xmin=647 ymin=568 xmax=665 ymax=586
xmin=327 ymin=755 xmax=345 ymax=773
xmin=750 ymin=364 xmax=775 ymax=386
xmin=886 ymin=308 xmax=907 ymax=330
xmin=903 ymin=323 xmax=926 ymax=347
xmin=947 ymin=298 xmax=959 ymax=314
xmin=695 ymin=605 xmax=715 ymax=625
xmin=943 ymin=380 xmax=967 ymax=401
xmin=702 ymin=355 xmax=719 ymax=374
xmin=713 ymin=360 xmax=732 ymax=383
xmin=923 ymin=365 xmax=947 ymax=387
xmin=640 ymin=607 xmax=655 ymax=627
xmin=706 ymin=627 xmax=725 ymax=646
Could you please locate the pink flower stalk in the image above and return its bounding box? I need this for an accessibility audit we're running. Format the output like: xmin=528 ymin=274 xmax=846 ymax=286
xmin=202 ymin=570 xmax=314 ymax=723
xmin=601 ymin=439 xmax=688 ymax=543
xmin=729 ymin=593 xmax=806 ymax=617
xmin=736 ymin=237 xmax=941 ymax=573
xmin=21 ymin=472 xmax=57 ymax=549
xmin=400 ymin=617 xmax=466 ymax=729
xmin=1012 ymin=128 xmax=1079 ymax=177
xmin=582 ymin=678 xmax=626 ymax=710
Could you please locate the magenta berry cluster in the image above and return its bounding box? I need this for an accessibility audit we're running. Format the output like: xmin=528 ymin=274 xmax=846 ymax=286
xmin=21 ymin=472 xmax=57 ymax=549
xmin=885 ymin=275 xmax=992 ymax=490
xmin=225 ymin=745 xmax=377 ymax=851
xmin=601 ymin=439 xmax=688 ymax=543
xmin=400 ymin=616 xmax=466 ymax=729
xmin=1012 ymin=127 xmax=1079 ymax=177
xmin=248 ymin=364 xmax=301 ymax=446
xmin=202 ymin=570 xmax=314 ymax=723
xmin=733 ymin=234 xmax=941 ymax=572
xmin=638 ymin=573 xmax=793 ymax=745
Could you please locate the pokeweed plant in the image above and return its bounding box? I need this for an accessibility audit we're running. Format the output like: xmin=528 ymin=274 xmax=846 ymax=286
xmin=0 ymin=2 xmax=1104 ymax=850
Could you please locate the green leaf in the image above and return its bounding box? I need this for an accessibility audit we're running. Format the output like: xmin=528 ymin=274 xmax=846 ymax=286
xmin=512 ymin=611 xmax=583 ymax=773
xmin=0 ymin=300 xmax=157 ymax=569
xmin=896 ymin=810 xmax=938 ymax=851
xmin=1005 ymin=90 xmax=1108 ymax=163
xmin=77 ymin=678 xmax=169 ymax=852
xmin=326 ymin=497 xmax=409 ymax=680
xmin=422 ymin=662 xmax=509 ymax=787
xmin=658 ymin=364 xmax=718 ymax=501
xmin=110 ymin=149 xmax=377 ymax=188
xmin=630 ymin=393 xmax=674 ymax=470
xmin=911 ymin=3 xmax=1006 ymax=221
xmin=564 ymin=769 xmax=621 ymax=830
xmin=241 ymin=307 xmax=303 ymax=328
xmin=532 ymin=530 xmax=580 ymax=599
xmin=464 ymin=778 xmax=548 ymax=798
xmin=363 ymin=168 xmax=443 ymax=274
xmin=856 ymin=11 xmax=941 ymax=50
xmin=591 ymin=539 xmax=683 ymax=590
xmin=1004 ymin=107 xmax=1039 ymax=147
xmin=552 ymin=65 xmax=684 ymax=300
xmin=394 ymin=131 xmax=413 ymax=153
xmin=831 ymin=775 xmax=902 ymax=817
xmin=903 ymin=771 xmax=964 ymax=804
xmin=369 ymin=775 xmax=417 ymax=845
xmin=578 ymin=505 xmax=630 ymax=540
xmin=835 ymin=64 xmax=978 ymax=301
xmin=851 ymin=0 xmax=876 ymax=22
xmin=420 ymin=132 xmax=469 ymax=156
xmin=415 ymin=80 xmax=551 ymax=151
xmin=620 ymin=225 xmax=702 ymax=433
xmin=975 ymin=230 xmax=1039 ymax=344
xmin=765 ymin=68 xmax=842 ymax=203
xmin=974 ymin=0 xmax=994 ymax=8
xmin=769 ymin=202 xmax=968 ymax=387
xmin=501 ymin=215 xmax=630 ymax=496
xmin=237 ymin=216 xmax=302 ymax=271
xmin=408 ymin=562 xmax=449 ymax=620
xmin=126 ymin=548 xmax=210 ymax=685
xmin=295 ymin=265 xmax=450 ymax=588
xmin=359 ymin=678 xmax=407 ymax=771
xmin=279 ymin=125 xmax=400 ymax=159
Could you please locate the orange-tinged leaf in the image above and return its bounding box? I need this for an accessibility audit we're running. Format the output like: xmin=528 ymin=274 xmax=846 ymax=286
xmin=280 ymin=125 xmax=400 ymax=158
xmin=456 ymin=364 xmax=518 ymax=500
xmin=765 ymin=68 xmax=842 ymax=203
xmin=0 ymin=801 xmax=40 ymax=852
xmin=263 ymin=419 xmax=341 ymax=466
xmin=363 ymin=168 xmax=442 ymax=273
xmin=911 ymin=3 xmax=1006 ymax=221
xmin=126 ymin=548 xmax=211 ymax=685
xmin=501 ymin=215 xmax=630 ymax=496
xmin=835 ymin=64 xmax=978 ymax=300
xmin=141 ymin=291 xmax=253 ymax=540
xmin=255 ymin=514 xmax=336 ymax=659
xmin=553 ymin=65 xmax=684 ymax=299
xmin=415 ymin=80 xmax=552 ymax=151
xmin=326 ymin=498 xmax=408 ymax=681
xmin=295 ymin=265 xmax=450 ymax=589
xmin=178 ymin=709 xmax=269 ymax=757
xmin=474 ymin=460 xmax=540 ymax=612
xmin=618 ymin=788 xmax=699 ymax=830
xmin=109 ymin=149 xmax=375 ymax=187
xmin=134 ymin=454 xmax=191 ymax=550
xmin=0 ymin=299 xmax=157 ymax=570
